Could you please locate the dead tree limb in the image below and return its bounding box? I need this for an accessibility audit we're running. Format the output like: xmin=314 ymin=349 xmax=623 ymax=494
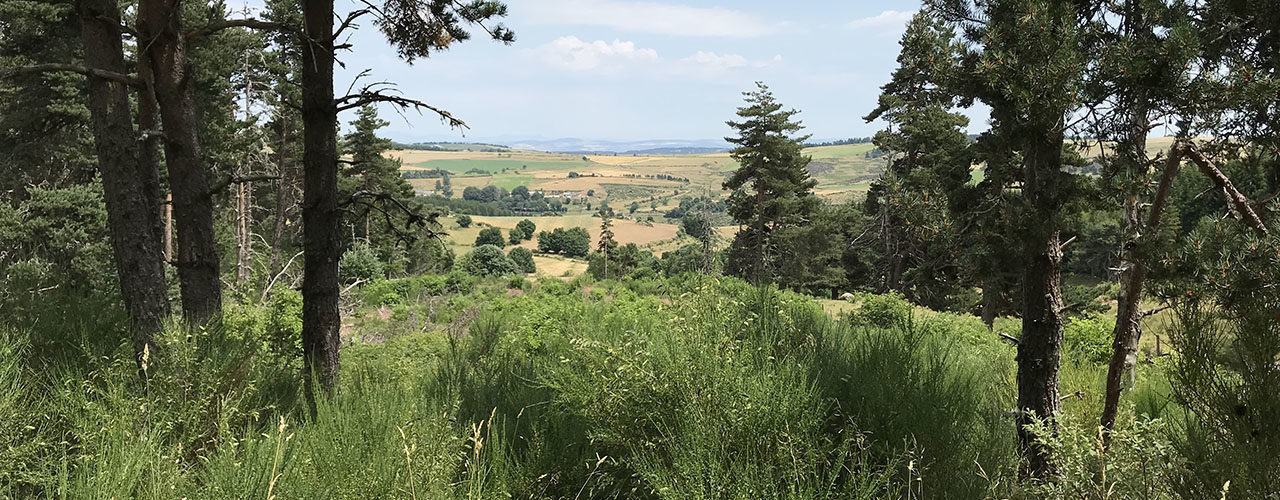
xmin=207 ymin=174 xmax=282 ymax=197
xmin=1183 ymin=143 xmax=1270 ymax=237
xmin=260 ymin=251 xmax=304 ymax=303
xmin=334 ymin=85 xmax=467 ymax=129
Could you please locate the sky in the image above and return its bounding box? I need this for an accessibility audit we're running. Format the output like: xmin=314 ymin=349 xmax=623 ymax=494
xmin=236 ymin=0 xmax=990 ymax=144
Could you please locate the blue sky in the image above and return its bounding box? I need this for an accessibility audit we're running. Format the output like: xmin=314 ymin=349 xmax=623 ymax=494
xmin=238 ymin=0 xmax=989 ymax=143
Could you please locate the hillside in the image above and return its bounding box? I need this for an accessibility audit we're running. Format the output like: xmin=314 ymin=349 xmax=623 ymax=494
xmin=392 ymin=142 xmax=887 ymax=203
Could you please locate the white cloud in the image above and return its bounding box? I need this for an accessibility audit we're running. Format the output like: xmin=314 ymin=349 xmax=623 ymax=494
xmin=529 ymin=37 xmax=779 ymax=81
xmin=522 ymin=0 xmax=777 ymax=38
xmin=674 ymin=51 xmax=782 ymax=78
xmin=847 ymin=10 xmax=916 ymax=30
xmin=533 ymin=36 xmax=660 ymax=73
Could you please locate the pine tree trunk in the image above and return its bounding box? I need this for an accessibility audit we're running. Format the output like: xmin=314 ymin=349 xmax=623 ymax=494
xmin=138 ymin=0 xmax=222 ymax=324
xmin=301 ymin=0 xmax=341 ymax=395
xmin=1016 ymin=125 xmax=1066 ymax=479
xmin=237 ymin=181 xmax=251 ymax=281
xmin=269 ymin=116 xmax=294 ymax=278
xmin=78 ymin=0 xmax=170 ymax=366
xmin=1103 ymin=143 xmax=1182 ymax=432
xmin=981 ymin=280 xmax=997 ymax=329
xmin=133 ymin=53 xmax=166 ymax=254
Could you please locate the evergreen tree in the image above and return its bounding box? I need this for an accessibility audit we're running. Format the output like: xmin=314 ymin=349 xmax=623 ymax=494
xmin=597 ymin=205 xmax=616 ymax=279
xmin=342 ymin=105 xmax=412 ymax=198
xmin=930 ymin=0 xmax=1090 ymax=477
xmin=722 ymin=82 xmax=819 ymax=285
xmin=862 ymin=11 xmax=972 ymax=309
xmin=0 ymin=1 xmax=95 ymax=188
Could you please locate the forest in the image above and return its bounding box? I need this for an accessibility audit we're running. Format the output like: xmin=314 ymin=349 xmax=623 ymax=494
xmin=1 ymin=0 xmax=1278 ymax=498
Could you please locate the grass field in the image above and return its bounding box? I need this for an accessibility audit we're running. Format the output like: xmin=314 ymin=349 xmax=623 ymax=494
xmin=440 ymin=214 xmax=682 ymax=277
xmin=395 ymin=145 xmax=888 ymax=277
xmin=391 ymin=145 xmax=887 ymax=203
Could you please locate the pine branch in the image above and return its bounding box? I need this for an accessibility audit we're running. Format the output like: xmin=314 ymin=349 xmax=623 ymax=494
xmin=1 ymin=63 xmax=142 ymax=88
xmin=185 ymin=18 xmax=294 ymax=41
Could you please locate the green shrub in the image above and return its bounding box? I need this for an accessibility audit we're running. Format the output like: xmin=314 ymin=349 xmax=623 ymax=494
xmin=460 ymin=245 xmax=520 ymax=276
xmin=1026 ymin=413 xmax=1184 ymax=499
xmin=339 ymin=241 xmax=385 ymax=283
xmin=1064 ymin=315 xmax=1113 ymax=364
xmin=474 ymin=227 xmax=505 ymax=247
xmin=507 ymin=247 xmax=535 ymax=273
xmin=848 ymin=291 xmax=913 ymax=328
xmin=265 ymin=288 xmax=304 ymax=365
xmin=456 ymin=214 xmax=472 ymax=227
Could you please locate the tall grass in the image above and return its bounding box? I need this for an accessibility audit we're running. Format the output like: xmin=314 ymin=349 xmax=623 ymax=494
xmin=0 ymin=274 xmax=1226 ymax=498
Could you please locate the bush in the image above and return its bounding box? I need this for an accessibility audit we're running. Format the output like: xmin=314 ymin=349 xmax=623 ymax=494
xmin=507 ymin=227 xmax=526 ymax=245
xmin=1027 ymin=414 xmax=1184 ymax=499
xmin=515 ymin=219 xmax=536 ymax=239
xmin=339 ymin=241 xmax=385 ymax=283
xmin=455 ymin=214 xmax=472 ymax=227
xmin=508 ymin=247 xmax=536 ymax=273
xmin=265 ymin=288 xmax=304 ymax=365
xmin=474 ymin=227 xmax=505 ymax=247
xmin=1064 ymin=315 xmax=1113 ymax=364
xmin=460 ymin=245 xmax=520 ymax=276
xmin=847 ymin=291 xmax=913 ymax=329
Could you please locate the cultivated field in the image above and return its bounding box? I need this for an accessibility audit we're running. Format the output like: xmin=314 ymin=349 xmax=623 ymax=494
xmin=393 ymin=145 xmax=884 ymax=277
xmin=391 ymin=144 xmax=887 ymax=204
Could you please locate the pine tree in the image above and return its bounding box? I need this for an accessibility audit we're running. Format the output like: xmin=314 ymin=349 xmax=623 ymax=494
xmin=930 ymin=0 xmax=1090 ymax=477
xmin=862 ymin=11 xmax=972 ymax=309
xmin=722 ymin=82 xmax=819 ymax=285
xmin=342 ymin=105 xmax=411 ymax=198
xmin=298 ymin=0 xmax=513 ymax=394
xmin=597 ymin=205 xmax=615 ymax=279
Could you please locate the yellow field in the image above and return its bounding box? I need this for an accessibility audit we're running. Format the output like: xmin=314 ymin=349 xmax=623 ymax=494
xmin=440 ymin=214 xmax=683 ymax=278
xmin=396 ymin=145 xmax=885 ymax=278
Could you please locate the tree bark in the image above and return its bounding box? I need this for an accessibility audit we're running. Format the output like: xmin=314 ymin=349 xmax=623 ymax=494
xmin=301 ymin=0 xmax=341 ymax=395
xmin=78 ymin=0 xmax=170 ymax=366
xmin=1016 ymin=124 xmax=1066 ymax=479
xmin=1101 ymin=143 xmax=1182 ymax=434
xmin=134 ymin=53 xmax=166 ymax=253
xmin=138 ymin=0 xmax=222 ymax=324
xmin=981 ymin=280 xmax=997 ymax=329
xmin=236 ymin=181 xmax=251 ymax=281
xmin=269 ymin=114 xmax=295 ymax=279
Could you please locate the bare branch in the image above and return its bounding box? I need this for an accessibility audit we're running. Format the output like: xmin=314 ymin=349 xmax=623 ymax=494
xmin=260 ymin=250 xmax=305 ymax=303
xmin=1 ymin=63 xmax=142 ymax=88
xmin=334 ymin=9 xmax=372 ymax=39
xmin=1183 ymin=143 xmax=1270 ymax=237
xmin=998 ymin=333 xmax=1020 ymax=346
xmin=1140 ymin=305 xmax=1172 ymax=318
xmin=335 ymin=90 xmax=468 ymax=129
xmin=207 ymin=174 xmax=282 ymax=197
